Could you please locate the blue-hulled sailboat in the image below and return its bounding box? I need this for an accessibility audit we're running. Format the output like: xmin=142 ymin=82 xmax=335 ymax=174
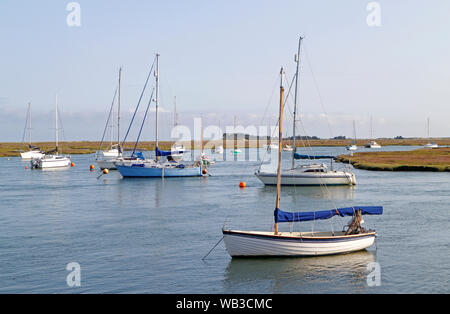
xmin=116 ymin=53 xmax=202 ymax=178
xmin=223 ymin=67 xmax=382 ymax=257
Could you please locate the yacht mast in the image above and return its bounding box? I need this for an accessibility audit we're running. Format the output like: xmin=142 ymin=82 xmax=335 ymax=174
xmin=174 ymin=96 xmax=177 ymax=128
xmin=292 ymin=36 xmax=303 ymax=168
xmin=28 ymin=102 xmax=32 ymax=146
xmin=118 ymin=67 xmax=122 ymax=152
xmin=274 ymin=67 xmax=284 ymax=235
xmin=55 ymin=95 xmax=59 ymax=154
xmin=155 ymin=54 xmax=160 ymax=153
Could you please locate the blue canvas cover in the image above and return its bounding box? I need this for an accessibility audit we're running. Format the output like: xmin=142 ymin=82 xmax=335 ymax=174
xmin=155 ymin=146 xmax=172 ymax=157
xmin=135 ymin=152 xmax=145 ymax=160
xmin=294 ymin=153 xmax=335 ymax=159
xmin=274 ymin=206 xmax=383 ymax=223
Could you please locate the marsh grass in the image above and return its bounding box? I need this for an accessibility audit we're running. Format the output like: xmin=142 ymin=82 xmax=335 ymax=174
xmin=336 ymin=147 xmax=450 ymax=172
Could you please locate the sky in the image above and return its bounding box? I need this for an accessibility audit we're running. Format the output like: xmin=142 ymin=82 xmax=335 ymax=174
xmin=0 ymin=0 xmax=449 ymax=142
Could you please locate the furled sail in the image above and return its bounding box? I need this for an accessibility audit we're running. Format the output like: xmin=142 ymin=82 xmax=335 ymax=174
xmin=294 ymin=153 xmax=335 ymax=159
xmin=155 ymin=146 xmax=184 ymax=157
xmin=274 ymin=206 xmax=383 ymax=223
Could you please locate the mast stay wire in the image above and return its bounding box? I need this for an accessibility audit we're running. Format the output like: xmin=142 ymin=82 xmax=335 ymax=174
xmin=282 ymin=64 xmax=341 ymax=235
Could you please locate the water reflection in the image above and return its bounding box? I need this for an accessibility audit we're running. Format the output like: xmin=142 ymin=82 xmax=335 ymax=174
xmin=223 ymin=250 xmax=376 ymax=293
xmin=259 ymin=185 xmax=355 ymax=200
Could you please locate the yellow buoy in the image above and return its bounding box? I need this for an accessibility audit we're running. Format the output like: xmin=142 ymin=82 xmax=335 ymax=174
xmin=103 ymin=169 xmax=109 ymax=174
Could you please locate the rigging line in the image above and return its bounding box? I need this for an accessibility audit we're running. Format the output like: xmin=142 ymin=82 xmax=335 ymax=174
xmin=257 ymin=74 xmax=286 ymax=167
xmin=201 ymin=236 xmax=224 ymax=261
xmin=258 ymin=74 xmax=280 ymax=127
xmin=285 ymin=78 xmax=338 ymax=208
xmin=56 ymin=106 xmax=67 ymax=153
xmin=285 ymin=76 xmax=339 ymax=212
xmin=303 ymin=43 xmax=334 ymax=139
xmin=21 ymin=105 xmax=29 ymax=148
xmin=97 ymin=86 xmax=119 ymax=155
xmin=132 ymin=88 xmax=155 ymax=155
xmin=258 ymin=73 xmax=296 ymax=168
xmin=121 ymin=56 xmax=157 ymax=148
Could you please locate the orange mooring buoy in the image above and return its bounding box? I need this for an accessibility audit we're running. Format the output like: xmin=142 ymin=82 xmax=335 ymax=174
xmin=202 ymin=168 xmax=207 ymax=175
xmin=103 ymin=169 xmax=109 ymax=175
xmin=70 ymin=162 xmax=75 ymax=167
xmin=239 ymin=181 xmax=246 ymax=188
xmin=90 ymin=164 xmax=95 ymax=171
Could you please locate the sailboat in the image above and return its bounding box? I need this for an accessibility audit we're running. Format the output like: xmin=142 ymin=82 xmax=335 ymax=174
xmin=195 ymin=117 xmax=215 ymax=166
xmin=223 ymin=67 xmax=383 ymax=257
xmin=30 ymin=96 xmax=71 ymax=169
xmin=96 ymin=68 xmax=123 ymax=170
xmin=170 ymin=96 xmax=187 ymax=162
xmin=424 ymin=118 xmax=438 ymax=148
xmin=346 ymin=120 xmax=358 ymax=151
xmin=364 ymin=116 xmax=381 ymax=148
xmin=230 ymin=116 xmax=242 ymax=154
xmin=213 ymin=120 xmax=224 ymax=154
xmin=20 ymin=103 xmax=45 ymax=160
xmin=255 ymin=37 xmax=356 ymax=186
xmin=115 ymin=53 xmax=202 ymax=177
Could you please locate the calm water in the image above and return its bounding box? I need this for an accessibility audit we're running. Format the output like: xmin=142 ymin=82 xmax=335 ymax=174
xmin=0 ymin=146 xmax=448 ymax=293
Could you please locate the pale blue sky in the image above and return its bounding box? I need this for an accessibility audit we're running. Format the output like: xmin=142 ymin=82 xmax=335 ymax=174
xmin=0 ymin=0 xmax=449 ymax=141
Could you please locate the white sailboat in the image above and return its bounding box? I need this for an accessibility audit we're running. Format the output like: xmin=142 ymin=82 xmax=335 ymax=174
xmin=170 ymin=96 xmax=188 ymax=162
xmin=424 ymin=118 xmax=438 ymax=148
xmin=20 ymin=102 xmax=45 ymax=160
xmin=115 ymin=53 xmax=202 ymax=177
xmin=346 ymin=120 xmax=358 ymax=151
xmin=214 ymin=145 xmax=224 ymax=154
xmin=255 ymin=37 xmax=356 ymax=186
xmin=223 ymin=67 xmax=383 ymax=257
xmin=282 ymin=144 xmax=293 ymax=151
xmin=229 ymin=116 xmax=243 ymax=155
xmin=31 ymin=96 xmax=71 ymax=169
xmin=364 ymin=116 xmax=381 ymax=148
xmin=96 ymin=68 xmax=123 ymax=170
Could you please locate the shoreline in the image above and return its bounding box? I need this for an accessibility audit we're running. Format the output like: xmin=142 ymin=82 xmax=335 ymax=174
xmin=2 ymin=138 xmax=450 ymax=157
xmin=336 ymin=147 xmax=450 ymax=172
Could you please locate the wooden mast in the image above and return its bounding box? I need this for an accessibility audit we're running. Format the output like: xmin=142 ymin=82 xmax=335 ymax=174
xmin=274 ymin=67 xmax=285 ymax=235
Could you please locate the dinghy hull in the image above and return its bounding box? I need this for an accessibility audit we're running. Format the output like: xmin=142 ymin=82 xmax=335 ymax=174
xmin=223 ymin=230 xmax=376 ymax=257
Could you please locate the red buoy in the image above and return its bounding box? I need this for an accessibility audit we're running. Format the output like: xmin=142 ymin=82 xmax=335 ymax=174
xmin=239 ymin=181 xmax=246 ymax=188
xmin=70 ymin=162 xmax=75 ymax=167
xmin=90 ymin=164 xmax=95 ymax=171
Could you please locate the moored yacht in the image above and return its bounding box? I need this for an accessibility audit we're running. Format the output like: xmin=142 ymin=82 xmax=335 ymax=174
xmin=256 ymin=163 xmax=356 ymax=186
xmin=31 ymin=96 xmax=71 ymax=169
